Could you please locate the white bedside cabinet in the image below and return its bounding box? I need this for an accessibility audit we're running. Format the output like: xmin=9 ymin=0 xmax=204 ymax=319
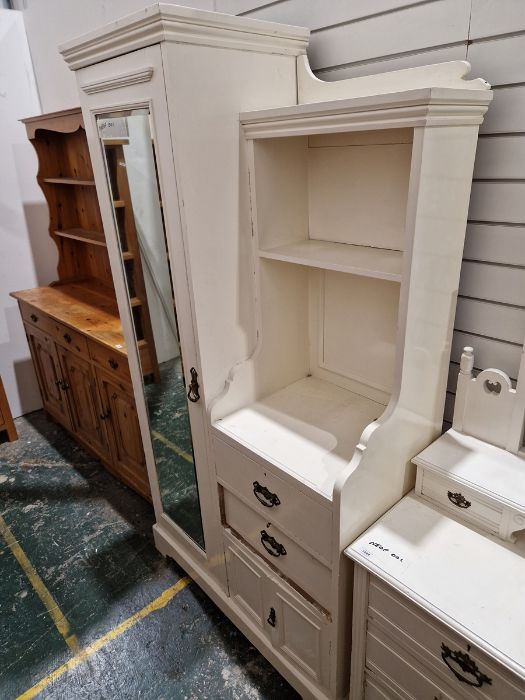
xmin=345 ymin=493 xmax=525 ymax=700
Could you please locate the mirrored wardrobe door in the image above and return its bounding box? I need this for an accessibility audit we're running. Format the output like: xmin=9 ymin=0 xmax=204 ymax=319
xmin=97 ymin=109 xmax=205 ymax=549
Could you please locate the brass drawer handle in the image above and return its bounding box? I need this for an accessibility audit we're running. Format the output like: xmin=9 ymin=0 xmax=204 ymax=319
xmin=253 ymin=481 xmax=280 ymax=508
xmin=99 ymin=409 xmax=111 ymax=421
xmin=63 ymin=333 xmax=72 ymax=344
xmin=260 ymin=530 xmax=286 ymax=557
xmin=267 ymin=607 xmax=276 ymax=627
xmin=108 ymin=358 xmax=119 ymax=370
xmin=30 ymin=313 xmax=38 ymax=322
xmin=447 ymin=491 xmax=471 ymax=509
xmin=441 ymin=643 xmax=492 ymax=688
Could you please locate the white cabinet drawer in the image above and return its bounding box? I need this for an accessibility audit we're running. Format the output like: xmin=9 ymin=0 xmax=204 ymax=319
xmin=223 ymin=489 xmax=332 ymax=611
xmin=368 ymin=577 xmax=525 ymax=699
xmin=367 ymin=630 xmax=455 ymax=700
xmin=223 ymin=531 xmax=332 ymax=688
xmin=214 ymin=437 xmax=332 ymax=562
xmin=418 ymin=468 xmax=502 ymax=535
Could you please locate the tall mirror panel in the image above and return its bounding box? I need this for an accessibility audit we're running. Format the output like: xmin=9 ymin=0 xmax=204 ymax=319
xmin=97 ymin=109 xmax=205 ymax=549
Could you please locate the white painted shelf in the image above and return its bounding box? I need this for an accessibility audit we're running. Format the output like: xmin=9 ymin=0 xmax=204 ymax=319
xmin=213 ymin=376 xmax=385 ymax=500
xmin=259 ymin=239 xmax=403 ymax=281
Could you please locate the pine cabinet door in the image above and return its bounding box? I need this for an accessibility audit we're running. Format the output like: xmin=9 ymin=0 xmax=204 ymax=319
xmin=57 ymin=346 xmax=110 ymax=461
xmin=26 ymin=324 xmax=71 ymax=429
xmin=95 ymin=368 xmax=149 ymax=495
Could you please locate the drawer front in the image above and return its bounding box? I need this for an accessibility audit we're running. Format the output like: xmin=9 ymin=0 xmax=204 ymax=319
xmin=88 ymin=340 xmax=130 ymax=382
xmin=366 ymin=630 xmax=455 ymax=700
xmin=419 ymin=468 xmax=502 ymax=534
xmin=19 ymin=302 xmax=54 ymax=335
xmin=368 ymin=578 xmax=525 ymax=699
xmin=50 ymin=319 xmax=88 ymax=357
xmin=364 ymin=673 xmax=407 ymax=700
xmin=223 ymin=489 xmax=332 ymax=611
xmin=214 ymin=437 xmax=332 ymax=563
xmin=224 ymin=531 xmax=331 ymax=689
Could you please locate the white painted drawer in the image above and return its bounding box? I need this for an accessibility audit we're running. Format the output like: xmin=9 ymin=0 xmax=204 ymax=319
xmin=222 ymin=488 xmax=332 ymax=611
xmin=368 ymin=577 xmax=525 ymax=699
xmin=418 ymin=468 xmax=502 ymax=535
xmin=364 ymin=673 xmax=404 ymax=700
xmin=223 ymin=531 xmax=332 ymax=689
xmin=366 ymin=631 xmax=455 ymax=700
xmin=213 ymin=437 xmax=332 ymax=563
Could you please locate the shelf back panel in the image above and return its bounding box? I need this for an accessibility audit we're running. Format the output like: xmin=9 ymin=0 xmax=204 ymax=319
xmin=308 ymin=139 xmax=412 ymax=251
xmin=319 ymin=271 xmax=399 ymax=395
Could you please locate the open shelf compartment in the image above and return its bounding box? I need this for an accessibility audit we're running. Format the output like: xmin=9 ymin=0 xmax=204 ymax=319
xmin=215 ymin=376 xmax=383 ymax=500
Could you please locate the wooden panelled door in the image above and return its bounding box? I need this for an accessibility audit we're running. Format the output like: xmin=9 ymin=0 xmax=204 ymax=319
xmin=26 ymin=326 xmax=71 ymax=429
xmin=56 ymin=346 xmax=110 ymax=461
xmin=95 ymin=368 xmax=148 ymax=494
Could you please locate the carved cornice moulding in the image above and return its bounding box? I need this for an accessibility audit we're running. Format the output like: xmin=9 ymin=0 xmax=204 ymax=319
xmin=60 ymin=2 xmax=310 ymax=71
xmin=81 ymin=67 xmax=154 ymax=94
xmin=241 ymin=86 xmax=493 ymax=139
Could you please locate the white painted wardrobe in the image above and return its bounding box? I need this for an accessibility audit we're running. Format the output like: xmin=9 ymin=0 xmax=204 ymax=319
xmin=60 ymin=5 xmax=491 ymax=698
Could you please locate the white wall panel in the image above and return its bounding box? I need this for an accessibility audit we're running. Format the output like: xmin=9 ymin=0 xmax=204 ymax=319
xmin=474 ymin=136 xmax=525 ymax=179
xmin=455 ymin=298 xmax=525 ymax=345
xmin=316 ymin=46 xmax=466 ymax=82
xmin=464 ymin=224 xmax=525 ymax=266
xmin=227 ymin=0 xmax=425 ymax=32
xmin=459 ymin=261 xmax=525 ymax=306
xmin=467 ymin=35 xmax=525 ymax=86
xmin=470 ymin=0 xmax=525 ymax=40
xmin=306 ymin=0 xmax=471 ymax=70
xmin=469 ymin=182 xmax=525 ymax=224
xmin=481 ymin=87 xmax=525 ymax=134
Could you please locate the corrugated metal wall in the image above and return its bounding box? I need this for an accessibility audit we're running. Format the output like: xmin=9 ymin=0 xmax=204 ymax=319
xmin=217 ymin=0 xmax=525 ymax=422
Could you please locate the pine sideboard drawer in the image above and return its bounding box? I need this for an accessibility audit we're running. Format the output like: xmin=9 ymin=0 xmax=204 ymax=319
xmin=222 ymin=488 xmax=332 ymax=611
xmin=214 ymin=437 xmax=332 ymax=563
xmin=19 ymin=302 xmax=54 ymax=335
xmin=88 ymin=340 xmax=130 ymax=383
xmin=368 ymin=577 xmax=525 ymax=699
xmin=418 ymin=468 xmax=502 ymax=534
xmin=50 ymin=319 xmax=89 ymax=357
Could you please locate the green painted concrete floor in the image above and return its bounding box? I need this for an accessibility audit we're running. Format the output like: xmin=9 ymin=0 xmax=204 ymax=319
xmin=0 ymin=410 xmax=300 ymax=700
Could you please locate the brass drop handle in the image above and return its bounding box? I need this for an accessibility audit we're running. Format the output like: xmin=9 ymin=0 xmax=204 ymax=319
xmin=447 ymin=491 xmax=471 ymax=509
xmin=267 ymin=607 xmax=276 ymax=627
xmin=63 ymin=333 xmax=72 ymax=344
xmin=108 ymin=358 xmax=119 ymax=370
xmin=440 ymin=643 xmax=492 ymax=688
xmin=99 ymin=409 xmax=111 ymax=421
xmin=60 ymin=380 xmax=69 ymax=391
xmin=187 ymin=367 xmax=200 ymax=403
xmin=30 ymin=313 xmax=38 ymax=322
xmin=253 ymin=481 xmax=280 ymax=508
xmin=260 ymin=530 xmax=286 ymax=557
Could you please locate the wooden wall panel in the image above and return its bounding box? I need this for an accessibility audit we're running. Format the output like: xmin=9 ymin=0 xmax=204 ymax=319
xmin=229 ymin=0 xmax=525 ymax=421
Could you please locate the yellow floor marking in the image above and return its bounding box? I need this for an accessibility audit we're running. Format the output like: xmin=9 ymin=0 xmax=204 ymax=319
xmin=0 ymin=514 xmax=80 ymax=655
xmin=152 ymin=430 xmax=194 ymax=464
xmin=17 ymin=576 xmax=191 ymax=700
